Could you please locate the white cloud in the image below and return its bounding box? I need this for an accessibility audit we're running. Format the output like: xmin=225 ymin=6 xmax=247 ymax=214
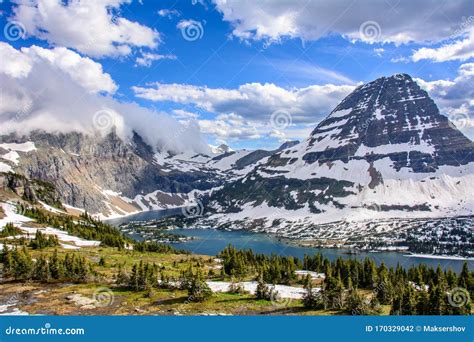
xmin=0 ymin=42 xmax=117 ymax=94
xmin=158 ymin=9 xmax=180 ymax=18
xmin=11 ymin=0 xmax=159 ymax=58
xmin=415 ymin=63 xmax=474 ymax=139
xmin=132 ymin=80 xmax=355 ymax=143
xmin=374 ymin=48 xmax=384 ymax=57
xmin=412 ymin=28 xmax=474 ymax=62
xmin=0 ymin=42 xmax=32 ymax=78
xmin=132 ymin=82 xmax=356 ymax=125
xmin=199 ymin=113 xmax=261 ymax=140
xmin=0 ymin=42 xmax=209 ymax=154
xmin=390 ymin=56 xmax=410 ymax=63
xmin=172 ymin=109 xmax=199 ymax=120
xmin=212 ymin=0 xmax=472 ymax=45
xmin=26 ymin=45 xmax=118 ymax=94
xmin=135 ymin=52 xmax=177 ymax=67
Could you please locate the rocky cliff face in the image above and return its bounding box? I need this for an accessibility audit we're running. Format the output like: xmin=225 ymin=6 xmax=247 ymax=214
xmin=0 ymin=172 xmax=63 ymax=208
xmin=0 ymin=129 xmax=277 ymax=217
xmin=0 ymin=130 xmax=225 ymax=216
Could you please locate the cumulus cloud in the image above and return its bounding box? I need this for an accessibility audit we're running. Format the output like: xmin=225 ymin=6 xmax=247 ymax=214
xmin=416 ymin=63 xmax=474 ymax=139
xmin=11 ymin=0 xmax=159 ymax=58
xmin=132 ymin=82 xmax=356 ymax=125
xmin=412 ymin=27 xmax=474 ymax=62
xmin=198 ymin=113 xmax=261 ymax=140
xmin=212 ymin=0 xmax=472 ymax=45
xmin=132 ymin=80 xmax=356 ymax=142
xmin=135 ymin=52 xmax=177 ymax=67
xmin=0 ymin=43 xmax=32 ymax=78
xmin=157 ymin=9 xmax=180 ymax=18
xmin=0 ymin=42 xmax=209 ymax=154
xmin=0 ymin=42 xmax=117 ymax=94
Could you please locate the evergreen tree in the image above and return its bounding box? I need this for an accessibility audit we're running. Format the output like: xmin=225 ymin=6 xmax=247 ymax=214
xmin=255 ymin=274 xmax=271 ymax=300
xmin=13 ymin=247 xmax=33 ymax=280
xmin=33 ymin=255 xmax=50 ymax=282
xmin=401 ymin=286 xmax=416 ymax=315
xmin=115 ymin=264 xmax=129 ymax=287
xmin=302 ymin=275 xmax=322 ymax=309
xmin=346 ymin=287 xmax=364 ymax=315
xmin=187 ymin=268 xmax=212 ymax=302
xmin=416 ymin=290 xmax=430 ymax=315
xmin=48 ymin=250 xmax=64 ymax=280
xmin=428 ymin=283 xmax=446 ymax=315
xmin=321 ymin=274 xmax=344 ymax=310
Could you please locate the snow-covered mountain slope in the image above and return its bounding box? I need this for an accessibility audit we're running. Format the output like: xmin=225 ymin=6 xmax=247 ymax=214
xmin=201 ymin=74 xmax=474 ymax=233
xmin=209 ymin=143 xmax=233 ymax=154
xmin=0 ymin=131 xmax=290 ymax=218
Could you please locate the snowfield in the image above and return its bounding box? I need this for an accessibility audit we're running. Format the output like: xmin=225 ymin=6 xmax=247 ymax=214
xmin=0 ymin=202 xmax=100 ymax=248
xmin=206 ymin=281 xmax=311 ymax=299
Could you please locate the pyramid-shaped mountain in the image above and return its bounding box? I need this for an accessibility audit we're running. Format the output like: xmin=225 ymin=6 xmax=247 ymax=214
xmin=302 ymin=73 xmax=473 ymax=171
xmin=204 ymin=74 xmax=474 ymax=231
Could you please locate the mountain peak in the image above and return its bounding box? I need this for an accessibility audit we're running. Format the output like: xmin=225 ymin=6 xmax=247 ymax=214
xmin=278 ymin=140 xmax=300 ymax=151
xmin=210 ymin=143 xmax=233 ymax=155
xmin=302 ymin=74 xmax=474 ymax=171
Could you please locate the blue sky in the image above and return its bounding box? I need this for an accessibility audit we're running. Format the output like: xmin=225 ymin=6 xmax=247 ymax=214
xmin=0 ymin=0 xmax=472 ymax=151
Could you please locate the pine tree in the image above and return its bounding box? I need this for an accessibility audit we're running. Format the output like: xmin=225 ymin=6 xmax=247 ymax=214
xmin=187 ymin=269 xmax=212 ymax=302
xmin=416 ymin=290 xmax=430 ymax=315
xmin=428 ymin=283 xmax=445 ymax=315
xmin=255 ymin=274 xmax=272 ymax=300
xmin=1 ymin=245 xmax=14 ymax=277
xmin=129 ymin=264 xmax=140 ymax=291
xmin=48 ymin=250 xmax=64 ymax=280
xmin=33 ymin=255 xmax=51 ymax=282
xmin=458 ymin=262 xmax=472 ymax=294
xmin=302 ymin=275 xmax=321 ymax=309
xmin=390 ymin=295 xmax=402 ymax=315
xmin=114 ymin=264 xmax=127 ymax=287
xmin=346 ymin=287 xmax=364 ymax=315
xmin=13 ymin=247 xmax=33 ymax=280
xmin=375 ymin=263 xmax=393 ymax=305
xmin=401 ymin=286 xmax=416 ymax=315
